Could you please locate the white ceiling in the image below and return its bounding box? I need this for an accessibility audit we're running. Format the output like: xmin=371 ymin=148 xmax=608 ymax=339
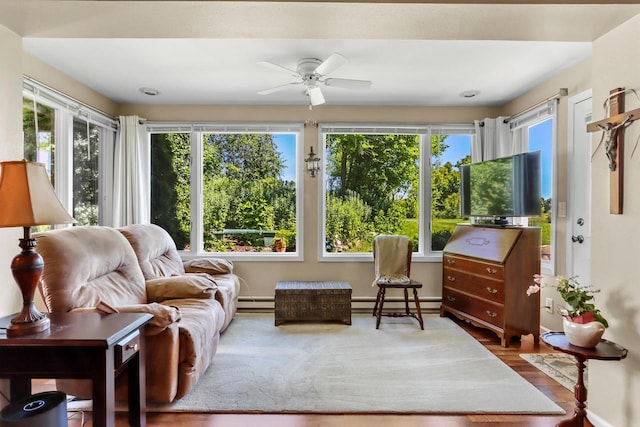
xmin=4 ymin=2 xmax=640 ymax=108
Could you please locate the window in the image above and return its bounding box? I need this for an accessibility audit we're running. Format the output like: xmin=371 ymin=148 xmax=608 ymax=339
xmin=72 ymin=117 xmax=101 ymax=225
xmin=22 ymin=78 xmax=116 ymax=226
xmin=149 ymin=124 xmax=302 ymax=259
xmin=23 ymin=97 xmax=55 ymax=180
xmin=320 ymin=124 xmax=473 ymax=260
xmin=509 ymin=102 xmax=556 ymax=273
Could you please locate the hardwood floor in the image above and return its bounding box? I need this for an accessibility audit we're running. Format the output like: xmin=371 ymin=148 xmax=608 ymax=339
xmin=48 ymin=315 xmax=576 ymax=427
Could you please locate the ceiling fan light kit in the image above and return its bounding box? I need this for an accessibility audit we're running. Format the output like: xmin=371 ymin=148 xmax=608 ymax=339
xmin=258 ymin=53 xmax=372 ymax=107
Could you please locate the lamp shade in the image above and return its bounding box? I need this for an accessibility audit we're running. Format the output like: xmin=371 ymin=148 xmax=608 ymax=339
xmin=0 ymin=160 xmax=75 ymax=227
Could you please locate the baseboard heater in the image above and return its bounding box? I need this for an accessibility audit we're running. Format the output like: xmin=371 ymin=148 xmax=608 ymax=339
xmin=238 ymin=296 xmax=443 ymax=313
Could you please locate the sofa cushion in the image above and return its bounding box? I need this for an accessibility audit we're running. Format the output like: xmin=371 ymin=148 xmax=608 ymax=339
xmin=184 ymin=258 xmax=234 ymax=275
xmin=211 ymin=273 xmax=241 ymax=331
xmin=35 ymin=226 xmax=147 ymax=312
xmin=146 ymin=275 xmax=218 ymax=303
xmin=163 ymin=297 xmax=226 ymax=399
xmin=119 ymin=223 xmax=186 ymax=279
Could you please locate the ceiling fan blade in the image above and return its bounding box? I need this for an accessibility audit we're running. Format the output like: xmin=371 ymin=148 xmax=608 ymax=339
xmin=314 ymin=53 xmax=348 ymax=76
xmin=308 ymin=86 xmax=325 ymax=106
xmin=258 ymin=61 xmax=299 ymax=77
xmin=258 ymin=82 xmax=299 ymax=95
xmin=324 ymin=78 xmax=372 ymax=90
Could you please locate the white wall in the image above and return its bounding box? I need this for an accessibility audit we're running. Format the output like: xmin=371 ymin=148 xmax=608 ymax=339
xmin=0 ymin=25 xmax=25 ymax=318
xmin=588 ymin=13 xmax=640 ymax=427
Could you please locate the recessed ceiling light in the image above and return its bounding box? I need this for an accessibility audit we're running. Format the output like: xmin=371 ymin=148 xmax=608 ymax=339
xmin=459 ymin=90 xmax=479 ymax=99
xmin=139 ymin=87 xmax=160 ymax=96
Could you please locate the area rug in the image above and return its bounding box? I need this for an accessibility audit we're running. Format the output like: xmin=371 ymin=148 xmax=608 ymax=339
xmin=520 ymin=352 xmax=585 ymax=391
xmin=144 ymin=313 xmax=562 ymax=414
xmin=69 ymin=313 xmax=564 ymax=414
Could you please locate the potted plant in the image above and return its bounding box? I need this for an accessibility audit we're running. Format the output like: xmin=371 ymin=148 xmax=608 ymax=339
xmin=527 ymin=274 xmax=608 ymax=347
xmin=273 ymin=237 xmax=287 ymax=253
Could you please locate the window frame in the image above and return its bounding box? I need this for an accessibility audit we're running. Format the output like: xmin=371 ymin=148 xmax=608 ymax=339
xmin=508 ymin=102 xmax=557 ymax=275
xmin=22 ymin=77 xmax=116 ymax=224
xmin=146 ymin=122 xmax=305 ymax=261
xmin=317 ymin=122 xmax=475 ymax=263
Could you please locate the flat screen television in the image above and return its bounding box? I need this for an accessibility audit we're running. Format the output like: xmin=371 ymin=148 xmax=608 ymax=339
xmin=460 ymin=151 xmax=541 ymax=225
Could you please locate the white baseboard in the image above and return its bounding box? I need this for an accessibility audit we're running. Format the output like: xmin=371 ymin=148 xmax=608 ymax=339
xmin=238 ymin=296 xmax=442 ymax=313
xmin=586 ymin=410 xmax=614 ymax=427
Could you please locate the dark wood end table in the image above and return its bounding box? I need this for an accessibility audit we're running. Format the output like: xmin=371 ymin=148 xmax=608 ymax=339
xmin=0 ymin=312 xmax=152 ymax=427
xmin=541 ymin=331 xmax=628 ymax=427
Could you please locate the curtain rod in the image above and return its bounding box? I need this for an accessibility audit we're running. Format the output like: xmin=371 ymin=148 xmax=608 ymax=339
xmin=23 ymin=75 xmax=117 ymax=121
xmin=505 ymin=88 xmax=568 ymax=123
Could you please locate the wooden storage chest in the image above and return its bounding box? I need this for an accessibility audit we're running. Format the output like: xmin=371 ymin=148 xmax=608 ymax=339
xmin=275 ymin=281 xmax=352 ymax=325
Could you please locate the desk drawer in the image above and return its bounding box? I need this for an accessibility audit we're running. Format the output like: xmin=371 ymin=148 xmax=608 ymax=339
xmin=442 ymin=288 xmax=504 ymax=327
xmin=443 ymin=254 xmax=504 ymax=280
xmin=115 ymin=330 xmax=140 ymax=368
xmin=443 ymin=268 xmax=504 ymax=303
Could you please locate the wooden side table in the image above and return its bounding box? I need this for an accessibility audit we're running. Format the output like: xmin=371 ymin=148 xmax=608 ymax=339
xmin=541 ymin=331 xmax=628 ymax=427
xmin=0 ymin=312 xmax=152 ymax=427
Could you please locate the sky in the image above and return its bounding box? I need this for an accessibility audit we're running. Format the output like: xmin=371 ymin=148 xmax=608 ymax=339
xmin=273 ymin=133 xmax=297 ymax=182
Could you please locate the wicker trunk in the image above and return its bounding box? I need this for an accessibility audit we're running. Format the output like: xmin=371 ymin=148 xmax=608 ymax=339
xmin=275 ymin=281 xmax=352 ymax=325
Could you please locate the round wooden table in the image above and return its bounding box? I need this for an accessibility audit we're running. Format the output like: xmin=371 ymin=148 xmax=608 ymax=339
xmin=541 ymin=331 xmax=628 ymax=427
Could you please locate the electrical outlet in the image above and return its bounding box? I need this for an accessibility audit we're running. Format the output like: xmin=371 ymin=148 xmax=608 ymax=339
xmin=545 ymin=298 xmax=554 ymax=314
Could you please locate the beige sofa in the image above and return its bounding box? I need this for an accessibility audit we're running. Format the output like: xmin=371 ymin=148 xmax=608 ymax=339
xmin=35 ymin=224 xmax=240 ymax=403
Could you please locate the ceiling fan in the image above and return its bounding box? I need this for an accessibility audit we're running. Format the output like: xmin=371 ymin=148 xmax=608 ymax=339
xmin=257 ymin=53 xmax=372 ymax=107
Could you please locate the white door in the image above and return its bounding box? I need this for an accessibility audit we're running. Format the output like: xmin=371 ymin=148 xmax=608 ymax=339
xmin=567 ymin=90 xmax=592 ymax=283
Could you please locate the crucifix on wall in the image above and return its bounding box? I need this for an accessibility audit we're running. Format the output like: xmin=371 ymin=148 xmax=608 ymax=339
xmin=586 ymin=87 xmax=640 ymax=214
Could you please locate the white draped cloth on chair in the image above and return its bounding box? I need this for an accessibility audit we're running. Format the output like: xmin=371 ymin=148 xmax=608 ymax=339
xmin=372 ymin=235 xmax=410 ymax=285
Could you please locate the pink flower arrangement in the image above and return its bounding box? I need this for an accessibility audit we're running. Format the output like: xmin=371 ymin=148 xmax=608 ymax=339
xmin=526 ymin=274 xmax=608 ymax=327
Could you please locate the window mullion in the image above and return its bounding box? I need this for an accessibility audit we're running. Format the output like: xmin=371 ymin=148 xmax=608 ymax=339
xmin=55 ymin=110 xmax=73 ymax=217
xmin=191 ymin=131 xmax=204 ymax=254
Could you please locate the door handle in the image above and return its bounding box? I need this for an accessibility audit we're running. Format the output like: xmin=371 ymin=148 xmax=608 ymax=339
xmin=571 ymin=235 xmax=584 ymax=243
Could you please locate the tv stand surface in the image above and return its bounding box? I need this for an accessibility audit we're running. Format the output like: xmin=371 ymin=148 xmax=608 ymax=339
xmin=440 ymin=224 xmax=541 ymax=347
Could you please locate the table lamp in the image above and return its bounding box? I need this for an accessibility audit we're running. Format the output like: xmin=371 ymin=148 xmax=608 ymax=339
xmin=0 ymin=160 xmax=75 ymax=336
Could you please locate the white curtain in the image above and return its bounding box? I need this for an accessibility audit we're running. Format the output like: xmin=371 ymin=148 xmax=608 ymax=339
xmin=104 ymin=115 xmax=150 ymax=227
xmin=472 ymin=116 xmax=511 ymax=162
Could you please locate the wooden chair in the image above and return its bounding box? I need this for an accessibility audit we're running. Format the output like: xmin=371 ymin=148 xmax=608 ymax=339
xmin=372 ymin=235 xmax=424 ymax=330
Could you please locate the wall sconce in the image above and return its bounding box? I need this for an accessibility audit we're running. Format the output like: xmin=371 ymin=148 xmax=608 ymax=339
xmin=305 ymin=146 xmax=321 ymax=178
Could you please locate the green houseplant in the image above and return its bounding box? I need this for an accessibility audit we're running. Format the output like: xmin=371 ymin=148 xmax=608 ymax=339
xmin=527 ymin=274 xmax=608 ymax=347
xmin=527 ymin=274 xmax=608 ymax=327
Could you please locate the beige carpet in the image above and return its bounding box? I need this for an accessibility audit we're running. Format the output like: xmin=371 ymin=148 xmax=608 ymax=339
xmin=70 ymin=313 xmax=565 ymax=414
xmin=520 ymin=353 xmax=585 ymax=391
xmin=151 ymin=313 xmax=564 ymax=414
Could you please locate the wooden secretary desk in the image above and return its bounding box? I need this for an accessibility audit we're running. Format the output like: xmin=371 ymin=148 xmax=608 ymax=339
xmin=440 ymin=224 xmax=541 ymax=347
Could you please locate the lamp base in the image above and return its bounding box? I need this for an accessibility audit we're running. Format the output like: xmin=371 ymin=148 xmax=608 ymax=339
xmin=7 ymin=314 xmax=50 ymax=337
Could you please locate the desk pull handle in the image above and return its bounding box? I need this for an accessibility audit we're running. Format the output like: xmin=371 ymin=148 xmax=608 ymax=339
xmin=486 ymin=287 xmax=498 ymax=294
xmin=447 ymin=275 xmax=456 ymax=282
xmin=486 ymin=267 xmax=498 ymax=274
xmin=446 ymin=295 xmax=456 ymax=302
xmin=125 ymin=343 xmax=139 ymax=352
xmin=447 ymin=259 xmax=455 ymax=265
xmin=486 ymin=310 xmax=497 ymax=318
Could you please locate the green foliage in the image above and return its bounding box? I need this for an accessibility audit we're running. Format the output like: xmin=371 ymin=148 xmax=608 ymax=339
xmin=325 ymin=191 xmax=374 ymax=252
xmin=153 ymin=132 xmax=297 ymax=252
xmin=532 ymin=276 xmax=608 ymax=328
xmin=151 ymin=133 xmax=191 ymax=249
xmin=325 ymin=134 xmax=419 ymax=215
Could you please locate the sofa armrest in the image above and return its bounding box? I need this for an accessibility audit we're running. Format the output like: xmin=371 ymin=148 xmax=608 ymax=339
xmin=71 ymin=302 xmax=181 ymax=336
xmin=183 ymin=258 xmax=233 ymax=275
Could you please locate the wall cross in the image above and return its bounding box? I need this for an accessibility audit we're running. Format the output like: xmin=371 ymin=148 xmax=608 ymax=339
xmin=587 ymin=88 xmax=640 ymax=214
